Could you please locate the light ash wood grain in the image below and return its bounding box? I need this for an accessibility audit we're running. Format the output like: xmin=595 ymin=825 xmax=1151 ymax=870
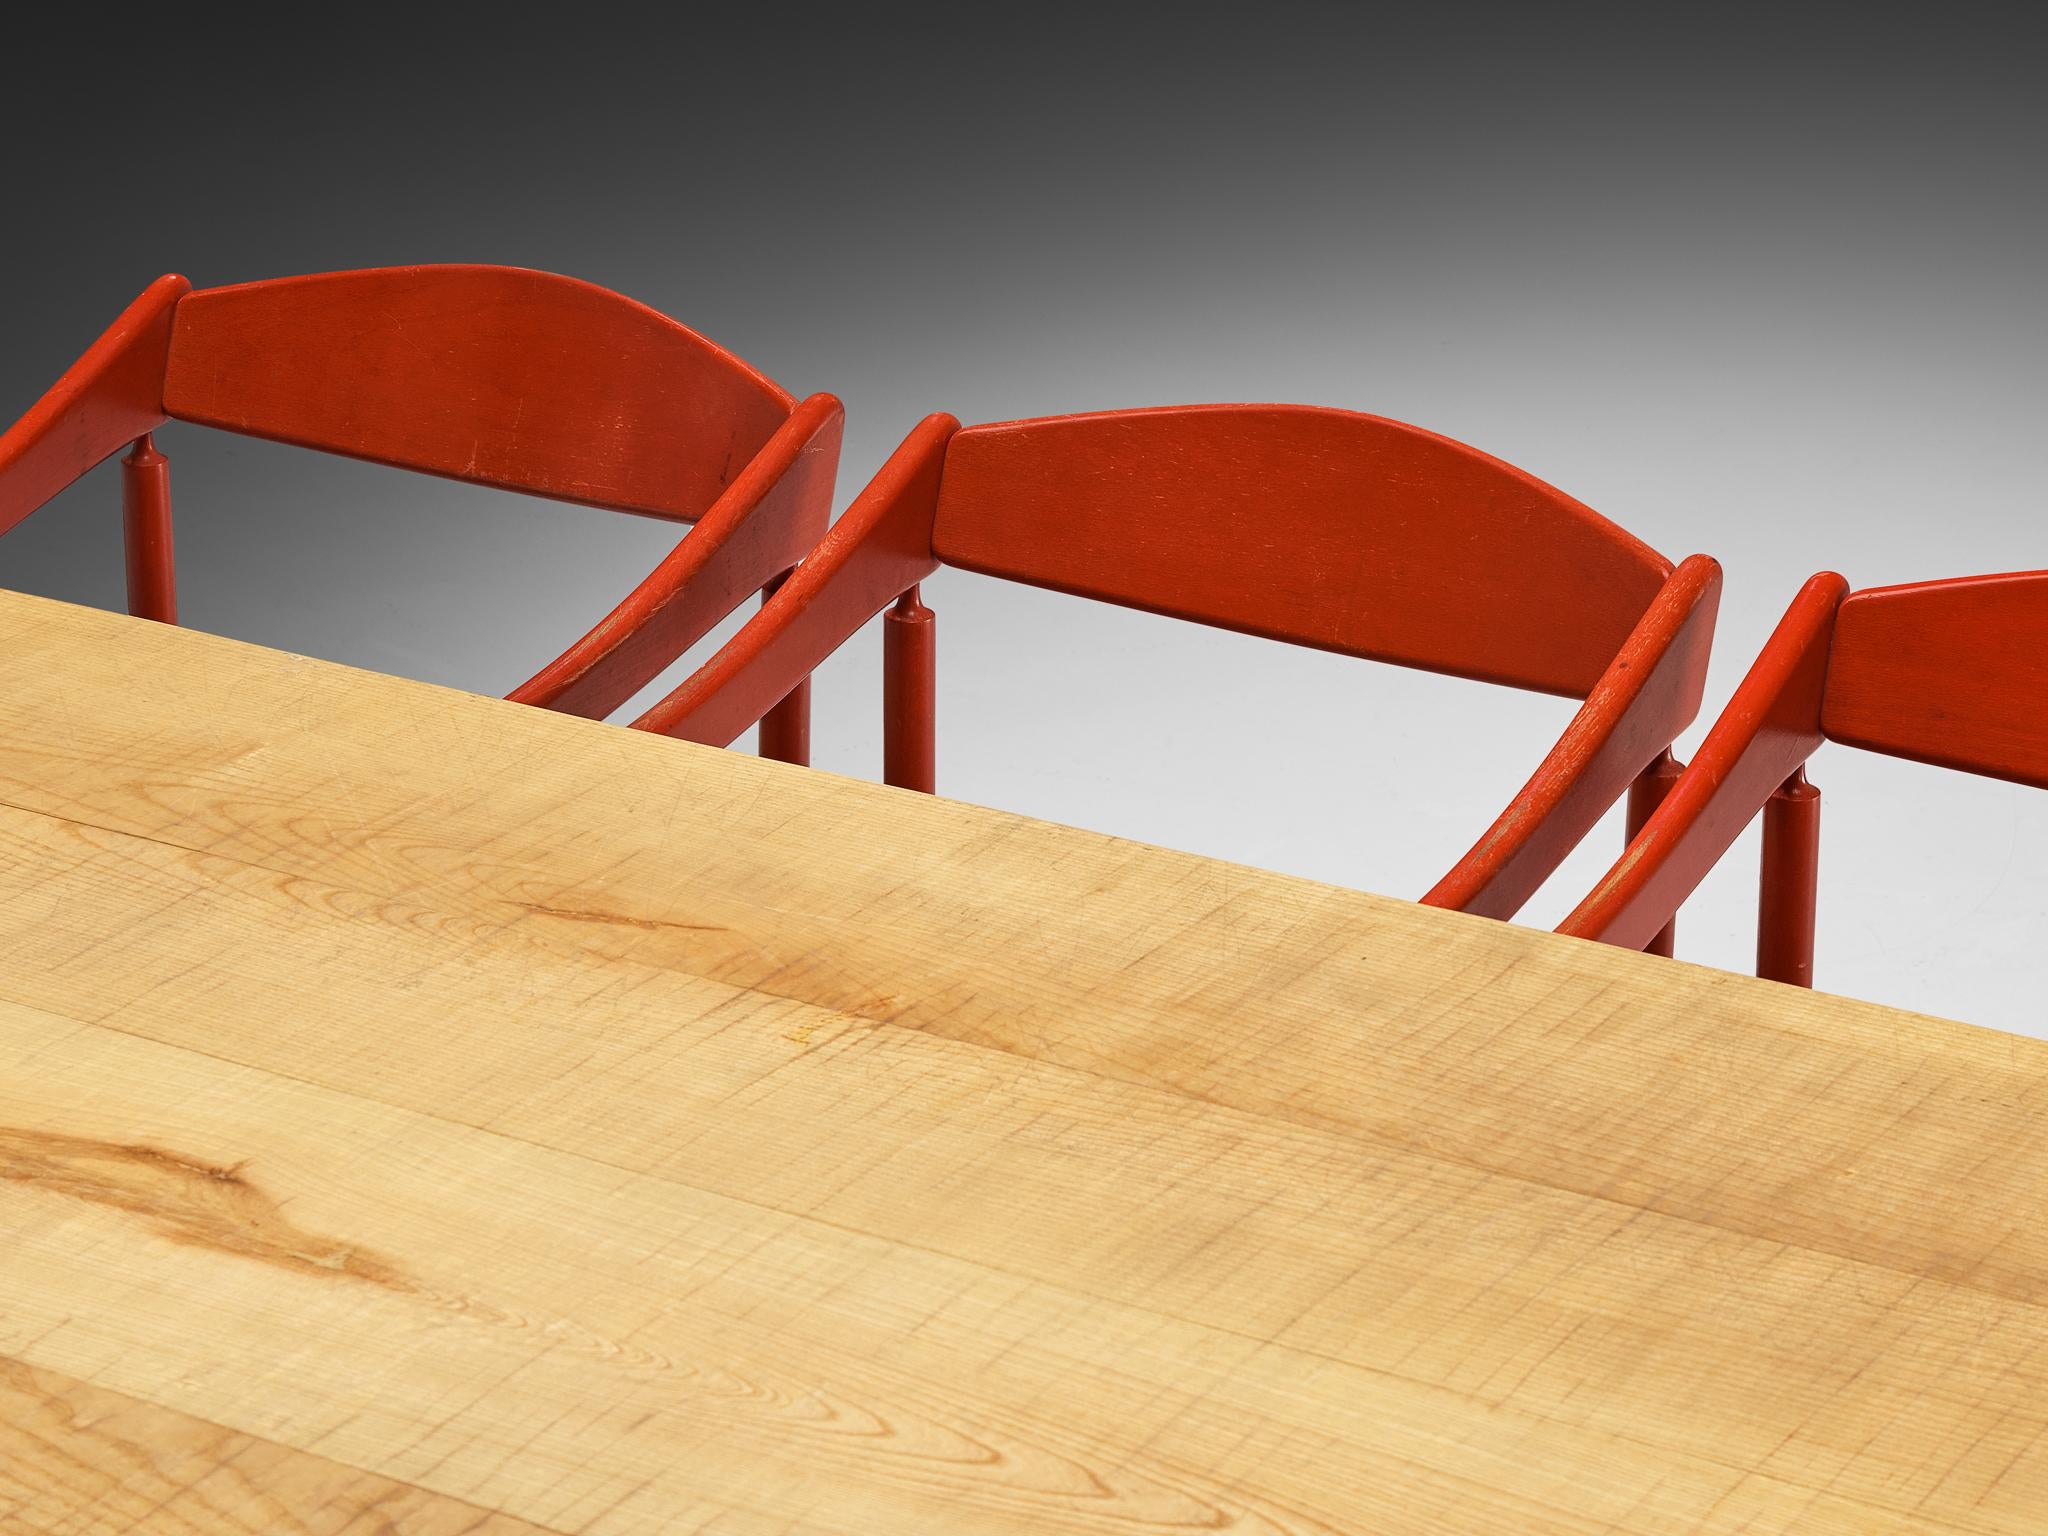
xmin=0 ymin=588 xmax=2043 ymax=1534
xmin=0 ymin=1355 xmax=558 ymax=1534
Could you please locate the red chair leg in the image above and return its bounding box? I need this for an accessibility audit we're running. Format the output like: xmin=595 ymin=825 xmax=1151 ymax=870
xmin=755 ymin=572 xmax=811 ymax=766
xmin=883 ymin=585 xmax=935 ymax=793
xmin=1625 ymin=748 xmax=1684 ymax=957
xmin=121 ymin=434 xmax=176 ymax=623
xmin=1757 ymin=767 xmax=1820 ymax=987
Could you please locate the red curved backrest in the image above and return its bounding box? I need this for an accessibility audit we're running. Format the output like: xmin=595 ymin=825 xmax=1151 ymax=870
xmin=162 ymin=265 xmax=795 ymax=523
xmin=1822 ymin=571 xmax=2048 ymax=789
xmin=930 ymin=404 xmax=1672 ymax=698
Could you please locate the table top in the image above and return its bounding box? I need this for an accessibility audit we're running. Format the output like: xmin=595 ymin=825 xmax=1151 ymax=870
xmin=0 ymin=587 xmax=2043 ymax=1536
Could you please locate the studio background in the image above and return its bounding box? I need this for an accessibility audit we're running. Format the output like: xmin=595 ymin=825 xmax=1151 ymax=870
xmin=4 ymin=7 xmax=2042 ymax=1036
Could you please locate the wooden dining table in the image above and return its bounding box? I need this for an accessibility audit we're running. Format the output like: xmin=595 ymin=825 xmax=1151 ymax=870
xmin=0 ymin=586 xmax=2043 ymax=1535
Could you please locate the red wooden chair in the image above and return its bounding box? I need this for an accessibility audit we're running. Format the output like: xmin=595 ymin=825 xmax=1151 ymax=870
xmin=632 ymin=405 xmax=1723 ymax=927
xmin=0 ymin=266 xmax=842 ymax=758
xmin=1560 ymin=569 xmax=2048 ymax=985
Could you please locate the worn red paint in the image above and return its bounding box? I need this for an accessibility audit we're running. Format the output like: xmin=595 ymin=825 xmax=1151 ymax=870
xmin=1562 ymin=569 xmax=2048 ymax=987
xmin=0 ymin=266 xmax=840 ymax=761
xmin=640 ymin=404 xmax=1722 ymax=923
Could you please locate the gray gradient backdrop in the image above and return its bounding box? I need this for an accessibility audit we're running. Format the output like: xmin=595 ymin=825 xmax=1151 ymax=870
xmin=4 ymin=9 xmax=2043 ymax=1034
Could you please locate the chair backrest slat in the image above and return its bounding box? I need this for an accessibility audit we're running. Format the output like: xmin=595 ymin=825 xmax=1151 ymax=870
xmin=1822 ymin=571 xmax=2048 ymax=789
xmin=929 ymin=404 xmax=1671 ymax=698
xmin=163 ymin=265 xmax=794 ymax=523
